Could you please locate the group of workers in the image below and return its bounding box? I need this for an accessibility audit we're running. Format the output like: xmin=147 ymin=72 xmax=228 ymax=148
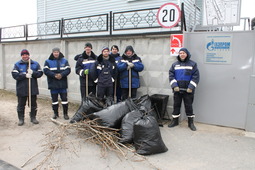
xmin=11 ymin=43 xmax=199 ymax=131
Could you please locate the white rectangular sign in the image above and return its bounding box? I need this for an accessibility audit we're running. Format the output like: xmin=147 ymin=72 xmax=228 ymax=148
xmin=205 ymin=35 xmax=233 ymax=64
xmin=203 ymin=0 xmax=241 ymax=26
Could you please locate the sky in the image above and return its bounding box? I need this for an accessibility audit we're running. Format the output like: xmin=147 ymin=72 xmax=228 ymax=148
xmin=0 ymin=0 xmax=254 ymax=27
xmin=0 ymin=0 xmax=37 ymax=27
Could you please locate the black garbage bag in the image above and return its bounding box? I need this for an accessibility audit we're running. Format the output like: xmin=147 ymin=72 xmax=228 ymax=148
xmin=125 ymin=98 xmax=138 ymax=111
xmin=133 ymin=115 xmax=168 ymax=155
xmin=134 ymin=95 xmax=159 ymax=123
xmin=70 ymin=95 xmax=104 ymax=123
xmin=134 ymin=95 xmax=151 ymax=112
xmin=89 ymin=99 xmax=133 ymax=128
xmin=105 ymin=96 xmax=114 ymax=107
xmin=147 ymin=108 xmax=159 ymax=123
xmin=119 ymin=110 xmax=143 ymax=144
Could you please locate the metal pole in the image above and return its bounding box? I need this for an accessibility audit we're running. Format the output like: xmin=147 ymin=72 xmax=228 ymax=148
xmin=0 ymin=28 xmax=2 ymax=43
xmin=25 ymin=24 xmax=28 ymax=41
xmin=86 ymin=74 xmax=88 ymax=97
xmin=181 ymin=3 xmax=187 ymax=32
xmin=28 ymin=59 xmax=32 ymax=112
xmin=114 ymin=80 xmax=117 ymax=103
xmin=109 ymin=11 xmax=112 ymax=35
xmin=128 ymin=69 xmax=131 ymax=98
xmin=60 ymin=18 xmax=64 ymax=39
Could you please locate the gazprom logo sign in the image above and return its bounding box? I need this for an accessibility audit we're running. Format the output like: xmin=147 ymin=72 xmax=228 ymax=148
xmin=206 ymin=39 xmax=231 ymax=51
xmin=205 ymin=35 xmax=232 ymax=64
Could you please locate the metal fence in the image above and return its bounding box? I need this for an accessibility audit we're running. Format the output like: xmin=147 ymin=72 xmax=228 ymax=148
xmin=0 ymin=6 xmax=187 ymax=42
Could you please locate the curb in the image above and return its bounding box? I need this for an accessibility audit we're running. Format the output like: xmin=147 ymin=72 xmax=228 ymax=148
xmin=0 ymin=160 xmax=20 ymax=170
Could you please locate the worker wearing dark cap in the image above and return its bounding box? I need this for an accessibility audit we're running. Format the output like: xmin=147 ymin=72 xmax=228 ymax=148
xmin=117 ymin=45 xmax=144 ymax=100
xmin=75 ymin=42 xmax=97 ymax=99
xmin=11 ymin=49 xmax=43 ymax=126
xmin=44 ymin=47 xmax=71 ymax=120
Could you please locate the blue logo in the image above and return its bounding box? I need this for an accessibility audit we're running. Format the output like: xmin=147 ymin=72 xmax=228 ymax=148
xmin=206 ymin=39 xmax=230 ymax=51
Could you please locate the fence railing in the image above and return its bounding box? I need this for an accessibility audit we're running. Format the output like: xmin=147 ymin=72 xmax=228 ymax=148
xmin=113 ymin=8 xmax=160 ymax=30
xmin=0 ymin=6 xmax=187 ymax=42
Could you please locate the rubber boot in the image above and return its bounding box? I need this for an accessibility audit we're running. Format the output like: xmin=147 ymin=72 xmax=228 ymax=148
xmin=52 ymin=109 xmax=59 ymax=119
xmin=168 ymin=117 xmax=179 ymax=128
xmin=63 ymin=104 xmax=69 ymax=120
xmin=17 ymin=111 xmax=25 ymax=126
xmin=188 ymin=117 xmax=196 ymax=131
xmin=30 ymin=109 xmax=39 ymax=124
xmin=52 ymin=104 xmax=59 ymax=119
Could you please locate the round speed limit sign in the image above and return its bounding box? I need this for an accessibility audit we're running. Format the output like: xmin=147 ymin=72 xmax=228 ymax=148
xmin=157 ymin=3 xmax=181 ymax=28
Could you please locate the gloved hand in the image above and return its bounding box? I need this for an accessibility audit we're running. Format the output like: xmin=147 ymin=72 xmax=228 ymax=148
xmin=27 ymin=69 xmax=33 ymax=74
xmin=55 ymin=73 xmax=62 ymax=80
xmin=187 ymin=88 xmax=193 ymax=93
xmin=127 ymin=62 xmax=134 ymax=68
xmin=173 ymin=87 xmax=180 ymax=92
xmin=26 ymin=73 xmax=32 ymax=78
xmin=84 ymin=69 xmax=89 ymax=75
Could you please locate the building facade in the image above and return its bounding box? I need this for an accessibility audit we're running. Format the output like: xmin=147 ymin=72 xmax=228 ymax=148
xmin=37 ymin=0 xmax=202 ymax=32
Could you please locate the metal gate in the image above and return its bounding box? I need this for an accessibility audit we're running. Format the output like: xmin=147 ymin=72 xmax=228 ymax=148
xmin=185 ymin=31 xmax=255 ymax=132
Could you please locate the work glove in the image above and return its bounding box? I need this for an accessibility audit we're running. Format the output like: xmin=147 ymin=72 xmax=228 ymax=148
xmin=27 ymin=69 xmax=33 ymax=74
xmin=26 ymin=73 xmax=32 ymax=79
xmin=84 ymin=69 xmax=89 ymax=75
xmin=173 ymin=87 xmax=180 ymax=92
xmin=127 ymin=62 xmax=134 ymax=70
xmin=187 ymin=88 xmax=193 ymax=93
xmin=127 ymin=62 xmax=134 ymax=68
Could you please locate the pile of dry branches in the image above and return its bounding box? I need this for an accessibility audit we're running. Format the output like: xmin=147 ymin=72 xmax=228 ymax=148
xmin=22 ymin=118 xmax=145 ymax=170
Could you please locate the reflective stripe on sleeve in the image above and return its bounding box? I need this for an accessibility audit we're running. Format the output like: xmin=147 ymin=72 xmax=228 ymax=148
xmin=190 ymin=80 xmax=197 ymax=87
xmin=79 ymin=69 xmax=84 ymax=76
xmin=170 ymin=79 xmax=177 ymax=86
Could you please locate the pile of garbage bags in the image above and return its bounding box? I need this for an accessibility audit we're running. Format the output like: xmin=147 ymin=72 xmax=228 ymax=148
xmin=70 ymin=94 xmax=168 ymax=155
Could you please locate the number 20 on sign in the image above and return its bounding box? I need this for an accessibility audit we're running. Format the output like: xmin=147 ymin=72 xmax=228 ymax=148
xmin=157 ymin=3 xmax=181 ymax=28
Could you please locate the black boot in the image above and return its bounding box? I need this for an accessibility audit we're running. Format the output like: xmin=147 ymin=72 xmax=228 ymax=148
xmin=188 ymin=117 xmax=196 ymax=131
xmin=30 ymin=109 xmax=39 ymax=124
xmin=52 ymin=104 xmax=59 ymax=119
xmin=52 ymin=109 xmax=59 ymax=119
xmin=17 ymin=111 xmax=24 ymax=126
xmin=63 ymin=104 xmax=69 ymax=120
xmin=168 ymin=117 xmax=179 ymax=128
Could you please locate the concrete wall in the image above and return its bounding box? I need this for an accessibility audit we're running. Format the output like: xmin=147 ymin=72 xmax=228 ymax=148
xmin=0 ymin=35 xmax=174 ymax=114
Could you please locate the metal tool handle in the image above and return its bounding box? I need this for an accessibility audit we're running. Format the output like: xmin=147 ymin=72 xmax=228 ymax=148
xmin=86 ymin=73 xmax=88 ymax=97
xmin=28 ymin=59 xmax=32 ymax=111
xmin=128 ymin=68 xmax=131 ymax=98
